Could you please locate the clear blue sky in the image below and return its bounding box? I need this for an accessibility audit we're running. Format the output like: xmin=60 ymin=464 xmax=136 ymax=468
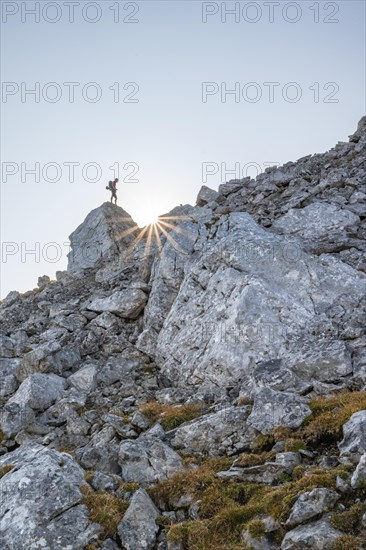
xmin=1 ymin=0 xmax=365 ymax=297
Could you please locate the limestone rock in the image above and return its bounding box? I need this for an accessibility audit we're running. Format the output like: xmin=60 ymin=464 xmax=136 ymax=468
xmin=2 ymin=290 xmax=20 ymax=307
xmin=118 ymin=489 xmax=159 ymax=550
xmin=275 ymin=452 xmax=301 ymax=470
xmin=68 ymin=365 xmax=98 ymax=393
xmin=0 ymin=444 xmax=102 ymax=549
xmin=156 ymin=212 xmax=366 ymax=389
xmin=196 ymin=185 xmax=219 ymax=207
xmin=87 ymin=288 xmax=148 ymax=319
xmin=67 ymin=202 xmax=139 ymax=272
xmin=247 ymin=388 xmax=311 ymax=434
xmin=351 ymin=452 xmax=366 ymax=488
xmin=0 ymin=117 xmax=365 ymax=550
xmin=286 ymin=488 xmax=340 ymax=527
xmin=118 ymin=438 xmax=184 ymax=484
xmin=18 ymin=342 xmax=80 ymax=380
xmin=37 ymin=275 xmax=51 ymax=289
xmin=281 ymin=518 xmax=342 ymax=549
xmin=339 ymin=410 xmax=366 ymax=464
xmin=250 ymin=359 xmax=311 ymax=394
xmin=169 ymin=406 xmax=255 ymax=456
xmin=217 ymin=462 xmax=289 ymax=484
xmin=90 ymin=471 xmax=119 ymax=492
xmin=0 ymin=403 xmax=35 ymax=438
xmin=1 ymin=374 xmax=66 ymax=437
xmin=18 ymin=341 xmax=61 ymax=378
xmin=137 ymin=210 xmax=199 ymax=356
xmin=271 ymin=202 xmax=360 ymax=255
xmin=0 ymin=335 xmax=15 ymax=358
xmin=75 ymin=427 xmax=120 ymax=474
xmin=242 ymin=531 xmax=279 ymax=550
xmin=0 ymin=358 xmax=20 ymax=398
xmin=6 ymin=373 xmax=66 ymax=411
xmin=100 ymin=540 xmax=120 ymax=550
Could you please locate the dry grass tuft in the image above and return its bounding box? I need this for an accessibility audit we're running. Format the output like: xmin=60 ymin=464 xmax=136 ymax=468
xmin=81 ymin=485 xmax=128 ymax=538
xmin=332 ymin=534 xmax=364 ymax=550
xmin=139 ymin=401 xmax=205 ymax=431
xmin=331 ymin=503 xmax=366 ymax=535
xmin=0 ymin=464 xmax=15 ymax=479
xmin=302 ymin=391 xmax=366 ymax=447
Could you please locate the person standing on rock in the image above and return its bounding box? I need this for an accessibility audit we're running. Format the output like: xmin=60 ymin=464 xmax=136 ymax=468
xmin=106 ymin=178 xmax=118 ymax=204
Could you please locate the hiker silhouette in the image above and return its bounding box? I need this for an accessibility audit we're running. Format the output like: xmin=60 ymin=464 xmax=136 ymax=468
xmin=106 ymin=178 xmax=118 ymax=204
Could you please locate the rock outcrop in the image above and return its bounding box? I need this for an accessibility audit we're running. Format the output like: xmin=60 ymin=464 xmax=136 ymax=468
xmin=67 ymin=202 xmax=139 ymax=273
xmin=1 ymin=117 xmax=366 ymax=549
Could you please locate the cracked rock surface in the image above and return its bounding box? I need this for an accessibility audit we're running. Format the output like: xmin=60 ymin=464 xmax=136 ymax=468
xmin=1 ymin=117 xmax=366 ymax=549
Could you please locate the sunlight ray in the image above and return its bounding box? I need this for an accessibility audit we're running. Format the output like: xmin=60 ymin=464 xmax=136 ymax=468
xmin=157 ymin=219 xmax=194 ymax=239
xmin=153 ymin=223 xmax=163 ymax=252
xmin=140 ymin=223 xmax=155 ymax=262
xmin=156 ymin=223 xmax=190 ymax=256
xmin=114 ymin=224 xmax=140 ymax=241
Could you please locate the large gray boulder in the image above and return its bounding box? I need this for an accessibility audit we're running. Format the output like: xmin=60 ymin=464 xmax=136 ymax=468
xmin=1 ymin=373 xmax=66 ymax=437
xmin=0 ymin=444 xmax=101 ymax=549
xmin=156 ymin=212 xmax=366 ymax=388
xmin=286 ymin=488 xmax=340 ymax=528
xmin=247 ymin=388 xmax=311 ymax=434
xmin=118 ymin=489 xmax=159 ymax=550
xmin=169 ymin=406 xmax=256 ymax=456
xmin=87 ymin=288 xmax=148 ymax=319
xmin=118 ymin=438 xmax=184 ymax=484
xmin=281 ymin=518 xmax=342 ymax=549
xmin=67 ymin=202 xmax=139 ymax=272
xmin=5 ymin=373 xmax=66 ymax=411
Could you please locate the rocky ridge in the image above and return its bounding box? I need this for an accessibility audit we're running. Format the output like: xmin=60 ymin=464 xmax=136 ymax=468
xmin=1 ymin=117 xmax=366 ymax=549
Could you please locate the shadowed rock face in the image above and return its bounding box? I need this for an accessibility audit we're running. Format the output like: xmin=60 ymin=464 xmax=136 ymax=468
xmin=1 ymin=117 xmax=366 ymax=549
